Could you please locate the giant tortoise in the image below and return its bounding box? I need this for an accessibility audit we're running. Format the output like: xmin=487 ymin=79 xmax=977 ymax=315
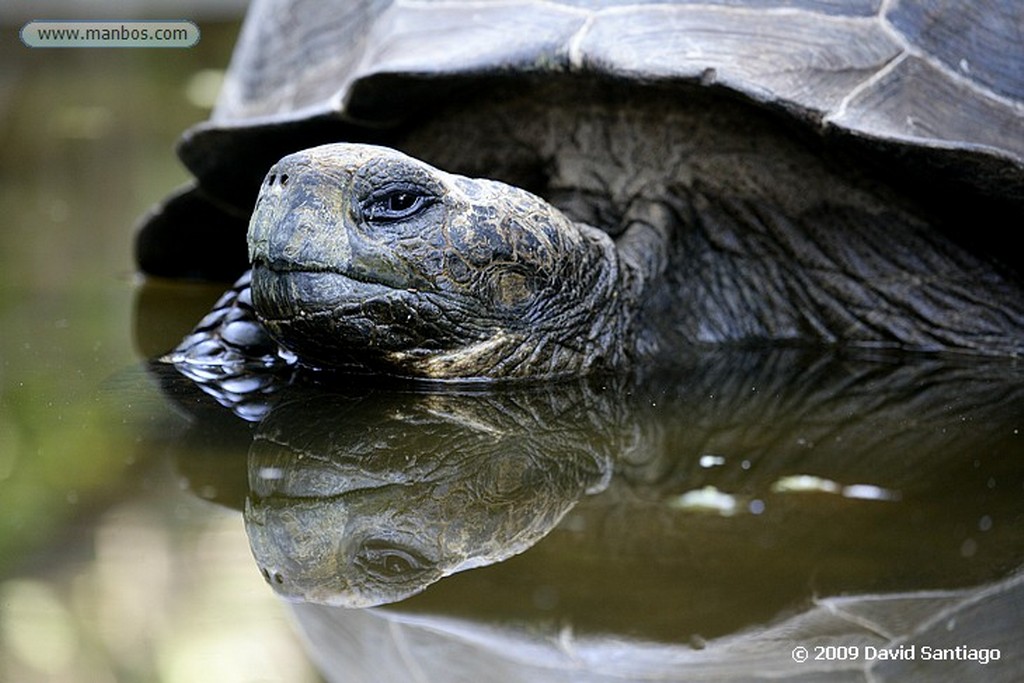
xmin=140 ymin=0 xmax=1024 ymax=380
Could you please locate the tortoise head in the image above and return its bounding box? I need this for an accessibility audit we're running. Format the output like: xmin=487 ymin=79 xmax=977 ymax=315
xmin=247 ymin=143 xmax=631 ymax=379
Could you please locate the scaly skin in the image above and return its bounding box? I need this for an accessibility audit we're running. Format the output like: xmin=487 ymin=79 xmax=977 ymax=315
xmin=237 ymin=128 xmax=1024 ymax=379
xmin=247 ymin=144 xmax=651 ymax=379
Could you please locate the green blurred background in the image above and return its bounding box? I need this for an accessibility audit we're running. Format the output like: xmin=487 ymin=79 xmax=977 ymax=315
xmin=0 ymin=3 xmax=320 ymax=681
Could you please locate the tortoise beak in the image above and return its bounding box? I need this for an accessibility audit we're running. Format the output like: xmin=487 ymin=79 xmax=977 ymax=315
xmin=248 ymin=154 xmax=353 ymax=271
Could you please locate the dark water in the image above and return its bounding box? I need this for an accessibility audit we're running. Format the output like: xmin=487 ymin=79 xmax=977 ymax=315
xmin=148 ymin=344 xmax=1024 ymax=682
xmin=2 ymin=18 xmax=1023 ymax=683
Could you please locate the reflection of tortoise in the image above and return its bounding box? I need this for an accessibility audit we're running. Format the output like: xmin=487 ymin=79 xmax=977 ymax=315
xmin=245 ymin=388 xmax=612 ymax=607
xmin=142 ymin=0 xmax=1024 ymax=380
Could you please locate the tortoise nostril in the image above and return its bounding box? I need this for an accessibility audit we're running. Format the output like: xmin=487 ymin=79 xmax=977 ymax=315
xmin=267 ymin=173 xmax=277 ymax=185
xmin=279 ymin=174 xmax=289 ymax=186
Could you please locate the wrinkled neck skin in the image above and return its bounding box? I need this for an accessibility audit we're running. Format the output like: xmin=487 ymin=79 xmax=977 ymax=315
xmin=399 ymin=86 xmax=1024 ymax=363
xmin=385 ymin=217 xmax=644 ymax=380
xmin=359 ymin=207 xmax=669 ymax=379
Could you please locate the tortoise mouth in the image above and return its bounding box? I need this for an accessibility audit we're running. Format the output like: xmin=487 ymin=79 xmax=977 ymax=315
xmin=250 ymin=262 xmax=406 ymax=319
xmin=251 ymin=257 xmax=413 ymax=295
xmin=249 ymin=263 xmax=462 ymax=369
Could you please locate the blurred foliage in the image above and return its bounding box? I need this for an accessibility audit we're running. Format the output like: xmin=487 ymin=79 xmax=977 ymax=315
xmin=0 ymin=19 xmax=320 ymax=682
xmin=0 ymin=18 xmax=239 ymax=578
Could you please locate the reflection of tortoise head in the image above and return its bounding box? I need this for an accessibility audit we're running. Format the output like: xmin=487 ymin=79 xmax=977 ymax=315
xmin=243 ymin=392 xmax=611 ymax=606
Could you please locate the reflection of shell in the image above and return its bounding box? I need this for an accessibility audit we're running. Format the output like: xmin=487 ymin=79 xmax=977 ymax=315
xmin=289 ymin=570 xmax=1024 ymax=682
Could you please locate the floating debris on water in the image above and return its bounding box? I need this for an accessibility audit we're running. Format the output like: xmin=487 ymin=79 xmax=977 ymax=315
xmin=771 ymin=475 xmax=900 ymax=501
xmin=842 ymin=483 xmax=901 ymax=502
xmin=772 ymin=475 xmax=841 ymax=494
xmin=698 ymin=454 xmax=726 ymax=468
xmin=668 ymin=486 xmax=740 ymax=516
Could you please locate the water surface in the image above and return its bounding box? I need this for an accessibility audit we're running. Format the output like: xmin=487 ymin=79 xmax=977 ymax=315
xmin=152 ymin=345 xmax=1024 ymax=680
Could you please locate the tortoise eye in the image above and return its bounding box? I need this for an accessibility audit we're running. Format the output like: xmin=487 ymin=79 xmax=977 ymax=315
xmin=355 ymin=540 xmax=432 ymax=583
xmin=363 ymin=188 xmax=434 ymax=223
